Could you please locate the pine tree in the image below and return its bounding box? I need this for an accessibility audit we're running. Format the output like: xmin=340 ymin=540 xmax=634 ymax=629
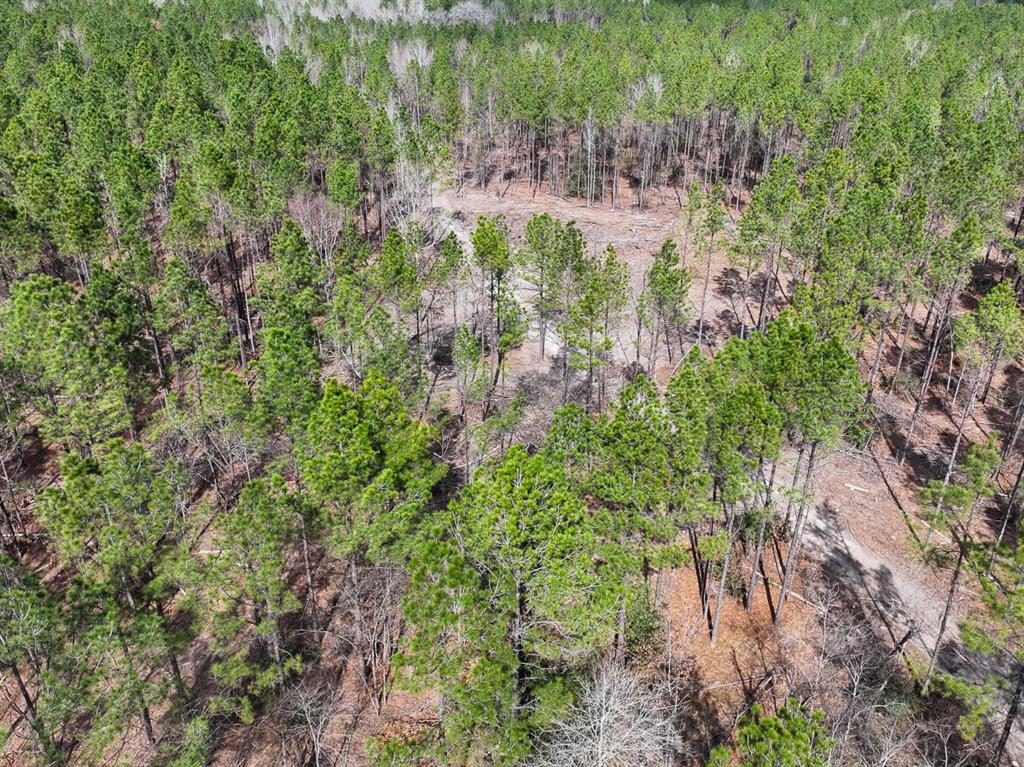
xmin=37 ymin=440 xmax=189 ymax=745
xmin=560 ymin=245 xmax=629 ymax=410
xmin=0 ymin=558 xmax=71 ymax=766
xmin=206 ymin=473 xmax=309 ymax=724
xmin=301 ymin=371 xmax=445 ymax=561
xmin=637 ymin=239 xmax=691 ymax=371
xmin=153 ymin=258 xmax=231 ymax=379
xmin=0 ymin=274 xmax=135 ymax=451
xmin=775 ymin=326 xmax=863 ymax=622
xmin=920 ymin=437 xmax=1000 ymax=695
xmin=709 ymin=699 xmax=833 ymax=767
xmin=965 ymin=537 xmax=1024 ymax=764
xmin=401 ymin=446 xmax=631 ymax=765
xmin=707 ymin=380 xmax=781 ymax=642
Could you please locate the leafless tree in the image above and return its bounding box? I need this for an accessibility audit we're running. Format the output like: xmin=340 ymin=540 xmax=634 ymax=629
xmin=290 ymin=192 xmax=348 ymax=305
xmin=326 ymin=563 xmax=406 ymax=716
xmin=388 ymin=149 xmax=442 ymax=242
xmin=914 ymin=720 xmax=989 ymax=767
xmin=283 ymin=676 xmax=349 ymax=767
xmin=781 ymin=587 xmax=954 ymax=767
xmin=254 ymin=12 xmax=291 ymax=59
xmin=527 ymin=661 xmax=681 ymax=767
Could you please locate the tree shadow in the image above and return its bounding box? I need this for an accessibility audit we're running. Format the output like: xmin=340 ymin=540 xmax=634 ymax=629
xmin=712 ymin=307 xmax=743 ymax=342
xmin=808 ymin=501 xmax=1001 ymax=765
xmin=668 ymin=656 xmax=730 ymax=764
xmin=713 ymin=266 xmax=743 ymax=303
xmin=811 ymin=500 xmax=910 ymax=649
xmin=969 ymin=257 xmax=1004 ymax=300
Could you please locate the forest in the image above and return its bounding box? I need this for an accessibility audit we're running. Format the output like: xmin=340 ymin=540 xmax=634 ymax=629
xmin=0 ymin=0 xmax=1023 ymax=765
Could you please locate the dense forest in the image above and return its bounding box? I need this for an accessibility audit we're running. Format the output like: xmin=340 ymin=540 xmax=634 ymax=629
xmin=0 ymin=0 xmax=1023 ymax=765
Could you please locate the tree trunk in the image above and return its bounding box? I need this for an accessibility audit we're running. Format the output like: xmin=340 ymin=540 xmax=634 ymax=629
xmin=902 ymin=302 xmax=951 ymax=464
xmin=887 ymin=298 xmax=915 ymax=394
xmin=711 ymin=505 xmax=737 ymax=645
xmin=698 ymin=246 xmax=713 ymax=347
xmin=7 ymin=661 xmax=63 ymax=766
xmin=746 ymin=459 xmax=778 ymax=611
xmin=867 ymin=313 xmax=890 ymax=397
xmin=921 ymin=543 xmax=965 ymax=695
xmin=995 ymin=662 xmax=1024 ymax=766
xmin=982 ymin=350 xmax=1002 ymax=404
xmin=776 ymin=442 xmax=818 ymax=624
xmin=745 ymin=517 xmax=768 ymax=614
xmin=784 ymin=443 xmax=807 ymax=524
xmin=301 ymin=521 xmax=320 ymax=640
xmin=757 ymin=247 xmax=777 ymax=331
xmin=0 ymin=494 xmax=19 ymax=559
xmin=1000 ymin=395 xmax=1024 ymax=468
xmin=153 ymin=600 xmax=184 ymax=695
xmin=943 ymin=366 xmax=984 ymax=485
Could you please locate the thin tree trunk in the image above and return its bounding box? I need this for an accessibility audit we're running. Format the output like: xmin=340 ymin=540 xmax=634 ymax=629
xmin=867 ymin=314 xmax=890 ymax=397
xmin=903 ymin=303 xmax=950 ymax=463
xmin=0 ymin=494 xmax=19 ymax=558
xmin=922 ymin=543 xmax=965 ymax=694
xmin=776 ymin=442 xmax=818 ymax=624
xmin=710 ymin=505 xmax=736 ymax=645
xmin=982 ymin=351 xmax=1002 ymax=404
xmin=153 ymin=600 xmax=184 ymax=694
xmin=944 ymin=367 xmax=983 ymax=484
xmin=301 ymin=521 xmax=320 ymax=639
xmin=988 ymin=505 xmax=1015 ymax=576
xmin=757 ymin=247 xmax=777 ymax=331
xmin=7 ymin=662 xmax=63 ymax=765
xmin=746 ymin=459 xmax=778 ymax=611
xmin=784 ymin=443 xmax=807 ymax=524
xmin=888 ymin=298 xmax=915 ymax=394
xmin=698 ymin=246 xmax=713 ymax=347
xmin=995 ymin=663 xmax=1024 ymax=766
xmin=1000 ymin=394 xmax=1024 ymax=466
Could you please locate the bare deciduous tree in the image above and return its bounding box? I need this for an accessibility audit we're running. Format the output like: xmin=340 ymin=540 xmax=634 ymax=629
xmin=290 ymin=193 xmax=347 ymax=304
xmin=326 ymin=563 xmax=406 ymax=716
xmin=283 ymin=677 xmax=348 ymax=767
xmin=527 ymin=662 xmax=680 ymax=767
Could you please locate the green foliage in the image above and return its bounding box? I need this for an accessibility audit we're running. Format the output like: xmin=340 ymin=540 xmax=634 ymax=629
xmin=401 ymin=446 xmax=631 ymax=764
xmin=38 ymin=440 xmax=183 ymax=604
xmin=638 ymin=238 xmax=691 ymax=365
xmin=167 ymin=716 xmax=212 ymax=767
xmin=453 ymin=324 xmax=490 ymax=408
xmin=154 ymin=258 xmax=231 ymax=371
xmin=471 ymin=215 xmax=513 ymax=293
xmin=0 ymin=557 xmax=73 ymax=765
xmin=727 ymin=699 xmax=834 ymax=767
xmin=329 ymin=273 xmax=422 ymax=399
xmin=301 ymin=372 xmax=445 ymax=560
xmin=207 ymin=473 xmax=308 ymax=722
xmin=37 ymin=439 xmax=189 ymax=730
xmin=955 ymin=280 xmax=1024 ymax=371
xmin=256 ymin=322 xmax=321 ymax=433
xmin=257 ymin=220 xmax=323 ymax=333
xmin=560 ymin=244 xmax=629 ymax=398
xmin=0 ymin=1 xmax=1021 ymax=763
xmin=0 ymin=274 xmax=136 ymax=450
